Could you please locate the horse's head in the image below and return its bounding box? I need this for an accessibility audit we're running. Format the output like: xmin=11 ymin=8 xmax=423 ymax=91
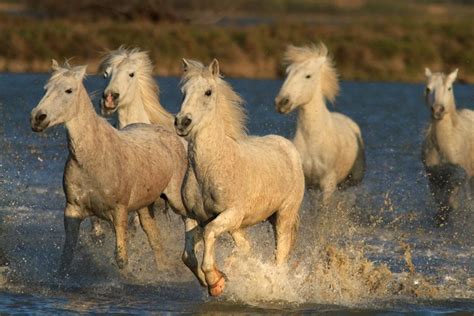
xmin=175 ymin=58 xmax=221 ymax=138
xmin=30 ymin=60 xmax=87 ymax=132
xmin=275 ymin=43 xmax=338 ymax=114
xmin=100 ymin=47 xmax=151 ymax=115
xmin=424 ymin=68 xmax=458 ymax=121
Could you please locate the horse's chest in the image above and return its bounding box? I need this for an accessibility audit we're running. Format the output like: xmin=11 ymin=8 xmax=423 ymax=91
xmin=65 ymin=166 xmax=119 ymax=214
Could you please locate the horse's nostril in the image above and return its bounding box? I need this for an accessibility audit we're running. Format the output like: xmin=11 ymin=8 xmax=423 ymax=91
xmin=440 ymin=105 xmax=445 ymax=112
xmin=183 ymin=117 xmax=192 ymax=128
xmin=281 ymin=97 xmax=289 ymax=106
xmin=36 ymin=113 xmax=47 ymax=123
xmin=111 ymin=92 xmax=120 ymax=100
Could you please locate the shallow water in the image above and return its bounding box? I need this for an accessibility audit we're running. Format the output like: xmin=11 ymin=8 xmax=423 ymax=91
xmin=0 ymin=73 xmax=473 ymax=313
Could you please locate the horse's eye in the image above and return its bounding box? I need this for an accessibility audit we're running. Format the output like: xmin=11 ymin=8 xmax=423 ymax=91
xmin=103 ymin=72 xmax=108 ymax=78
xmin=306 ymin=75 xmax=311 ymax=79
xmin=425 ymin=87 xmax=431 ymax=94
xmin=205 ymin=89 xmax=212 ymax=96
xmin=448 ymin=87 xmax=452 ymax=91
xmin=65 ymin=88 xmax=73 ymax=94
xmin=129 ymin=72 xmax=135 ymax=78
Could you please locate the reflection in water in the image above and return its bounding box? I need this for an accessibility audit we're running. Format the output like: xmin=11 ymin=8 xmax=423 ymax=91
xmin=0 ymin=74 xmax=473 ymax=312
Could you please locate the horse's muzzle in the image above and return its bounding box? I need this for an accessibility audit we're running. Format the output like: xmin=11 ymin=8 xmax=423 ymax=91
xmin=30 ymin=110 xmax=50 ymax=132
xmin=431 ymin=104 xmax=445 ymax=120
xmin=275 ymin=96 xmax=291 ymax=114
xmin=101 ymin=92 xmax=119 ymax=115
xmin=174 ymin=114 xmax=193 ymax=137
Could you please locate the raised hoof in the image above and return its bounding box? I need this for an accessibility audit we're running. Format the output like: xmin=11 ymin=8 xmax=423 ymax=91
xmin=208 ymin=275 xmax=226 ymax=297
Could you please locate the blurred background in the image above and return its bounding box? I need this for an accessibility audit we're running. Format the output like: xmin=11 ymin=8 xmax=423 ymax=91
xmin=0 ymin=0 xmax=473 ymax=81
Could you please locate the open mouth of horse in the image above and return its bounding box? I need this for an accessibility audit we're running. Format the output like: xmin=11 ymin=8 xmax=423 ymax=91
xmin=432 ymin=113 xmax=444 ymax=120
xmin=101 ymin=98 xmax=118 ymax=115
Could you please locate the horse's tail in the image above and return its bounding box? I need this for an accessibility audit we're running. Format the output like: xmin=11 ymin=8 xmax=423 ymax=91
xmin=340 ymin=134 xmax=365 ymax=189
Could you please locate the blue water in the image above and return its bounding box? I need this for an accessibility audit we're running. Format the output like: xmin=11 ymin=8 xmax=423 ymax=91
xmin=0 ymin=73 xmax=473 ymax=313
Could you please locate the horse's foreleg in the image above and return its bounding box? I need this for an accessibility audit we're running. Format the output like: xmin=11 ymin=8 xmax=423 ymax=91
xmin=137 ymin=205 xmax=164 ymax=270
xmin=321 ymin=172 xmax=337 ymax=206
xmin=275 ymin=203 xmax=300 ymax=265
xmin=182 ymin=217 xmax=207 ymax=287
xmin=60 ymin=203 xmax=85 ymax=273
xmin=230 ymin=229 xmax=250 ymax=253
xmin=202 ymin=208 xmax=243 ymax=296
xmin=112 ymin=206 xmax=129 ymax=269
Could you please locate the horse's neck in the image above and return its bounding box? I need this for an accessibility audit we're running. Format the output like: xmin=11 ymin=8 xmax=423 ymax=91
xmin=431 ymin=111 xmax=459 ymax=158
xmin=66 ymin=90 xmax=117 ymax=165
xmin=189 ymin=122 xmax=235 ymax=180
xmin=296 ymin=86 xmax=332 ymax=137
xmin=117 ymin=100 xmax=150 ymax=129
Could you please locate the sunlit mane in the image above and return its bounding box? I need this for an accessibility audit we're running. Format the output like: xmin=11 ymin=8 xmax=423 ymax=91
xmin=100 ymin=46 xmax=173 ymax=128
xmin=181 ymin=60 xmax=248 ymax=140
xmin=284 ymin=43 xmax=339 ymax=103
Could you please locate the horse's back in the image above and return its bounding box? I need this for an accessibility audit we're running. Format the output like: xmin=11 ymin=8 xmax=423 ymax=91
xmin=332 ymin=112 xmax=362 ymax=137
xmin=244 ymin=134 xmax=302 ymax=172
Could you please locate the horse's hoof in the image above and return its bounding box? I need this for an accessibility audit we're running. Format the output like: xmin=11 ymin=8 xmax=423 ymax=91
xmin=208 ymin=275 xmax=225 ymax=297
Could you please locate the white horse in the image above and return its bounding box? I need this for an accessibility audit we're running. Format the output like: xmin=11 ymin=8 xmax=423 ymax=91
xmin=422 ymin=68 xmax=474 ymax=225
xmin=275 ymin=43 xmax=365 ymax=205
xmin=97 ymin=47 xmax=175 ymax=232
xmin=99 ymin=47 xmax=250 ymax=284
xmin=30 ymin=61 xmax=187 ymax=273
xmin=175 ymin=59 xmax=305 ymax=296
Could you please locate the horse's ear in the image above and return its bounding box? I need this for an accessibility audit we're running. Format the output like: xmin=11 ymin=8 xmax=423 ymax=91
xmin=72 ymin=65 xmax=87 ymax=80
xmin=209 ymin=58 xmax=220 ymax=77
xmin=182 ymin=58 xmax=190 ymax=72
xmin=424 ymin=67 xmax=432 ymax=77
xmin=51 ymin=59 xmax=59 ymax=71
xmin=447 ymin=68 xmax=458 ymax=84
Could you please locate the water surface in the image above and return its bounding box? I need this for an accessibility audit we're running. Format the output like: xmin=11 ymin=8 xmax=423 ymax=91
xmin=0 ymin=74 xmax=473 ymax=313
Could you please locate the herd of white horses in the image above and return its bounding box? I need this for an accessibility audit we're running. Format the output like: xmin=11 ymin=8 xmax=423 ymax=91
xmin=29 ymin=43 xmax=473 ymax=296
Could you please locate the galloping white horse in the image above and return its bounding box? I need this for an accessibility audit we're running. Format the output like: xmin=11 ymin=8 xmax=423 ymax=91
xmin=98 ymin=47 xmax=175 ymax=232
xmin=175 ymin=59 xmax=305 ymax=296
xmin=422 ymin=68 xmax=474 ymax=225
xmin=275 ymin=43 xmax=365 ymax=204
xmin=30 ymin=61 xmax=187 ymax=272
xmin=99 ymin=47 xmax=250 ymax=284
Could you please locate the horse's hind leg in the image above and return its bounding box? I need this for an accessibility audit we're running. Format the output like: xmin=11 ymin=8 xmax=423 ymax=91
xmin=274 ymin=203 xmax=300 ymax=265
xmin=321 ymin=172 xmax=337 ymax=206
xmin=59 ymin=203 xmax=85 ymax=273
xmin=112 ymin=206 xmax=129 ymax=269
xmin=182 ymin=217 xmax=207 ymax=286
xmin=230 ymin=229 xmax=250 ymax=253
xmin=137 ymin=205 xmax=165 ymax=270
xmin=202 ymin=208 xmax=244 ymax=296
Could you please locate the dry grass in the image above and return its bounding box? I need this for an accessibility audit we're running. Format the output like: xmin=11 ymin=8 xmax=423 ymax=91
xmin=0 ymin=0 xmax=473 ymax=82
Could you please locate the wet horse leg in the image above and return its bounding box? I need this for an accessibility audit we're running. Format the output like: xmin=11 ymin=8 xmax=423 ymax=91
xmin=321 ymin=172 xmax=337 ymax=206
xmin=182 ymin=217 xmax=207 ymax=286
xmin=137 ymin=205 xmax=164 ymax=270
xmin=230 ymin=229 xmax=250 ymax=253
xmin=202 ymin=208 xmax=243 ymax=296
xmin=112 ymin=206 xmax=129 ymax=269
xmin=59 ymin=203 xmax=85 ymax=273
xmin=275 ymin=203 xmax=299 ymax=265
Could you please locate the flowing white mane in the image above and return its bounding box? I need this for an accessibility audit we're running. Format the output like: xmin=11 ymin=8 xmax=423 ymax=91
xmin=284 ymin=43 xmax=340 ymax=103
xmin=181 ymin=60 xmax=248 ymax=140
